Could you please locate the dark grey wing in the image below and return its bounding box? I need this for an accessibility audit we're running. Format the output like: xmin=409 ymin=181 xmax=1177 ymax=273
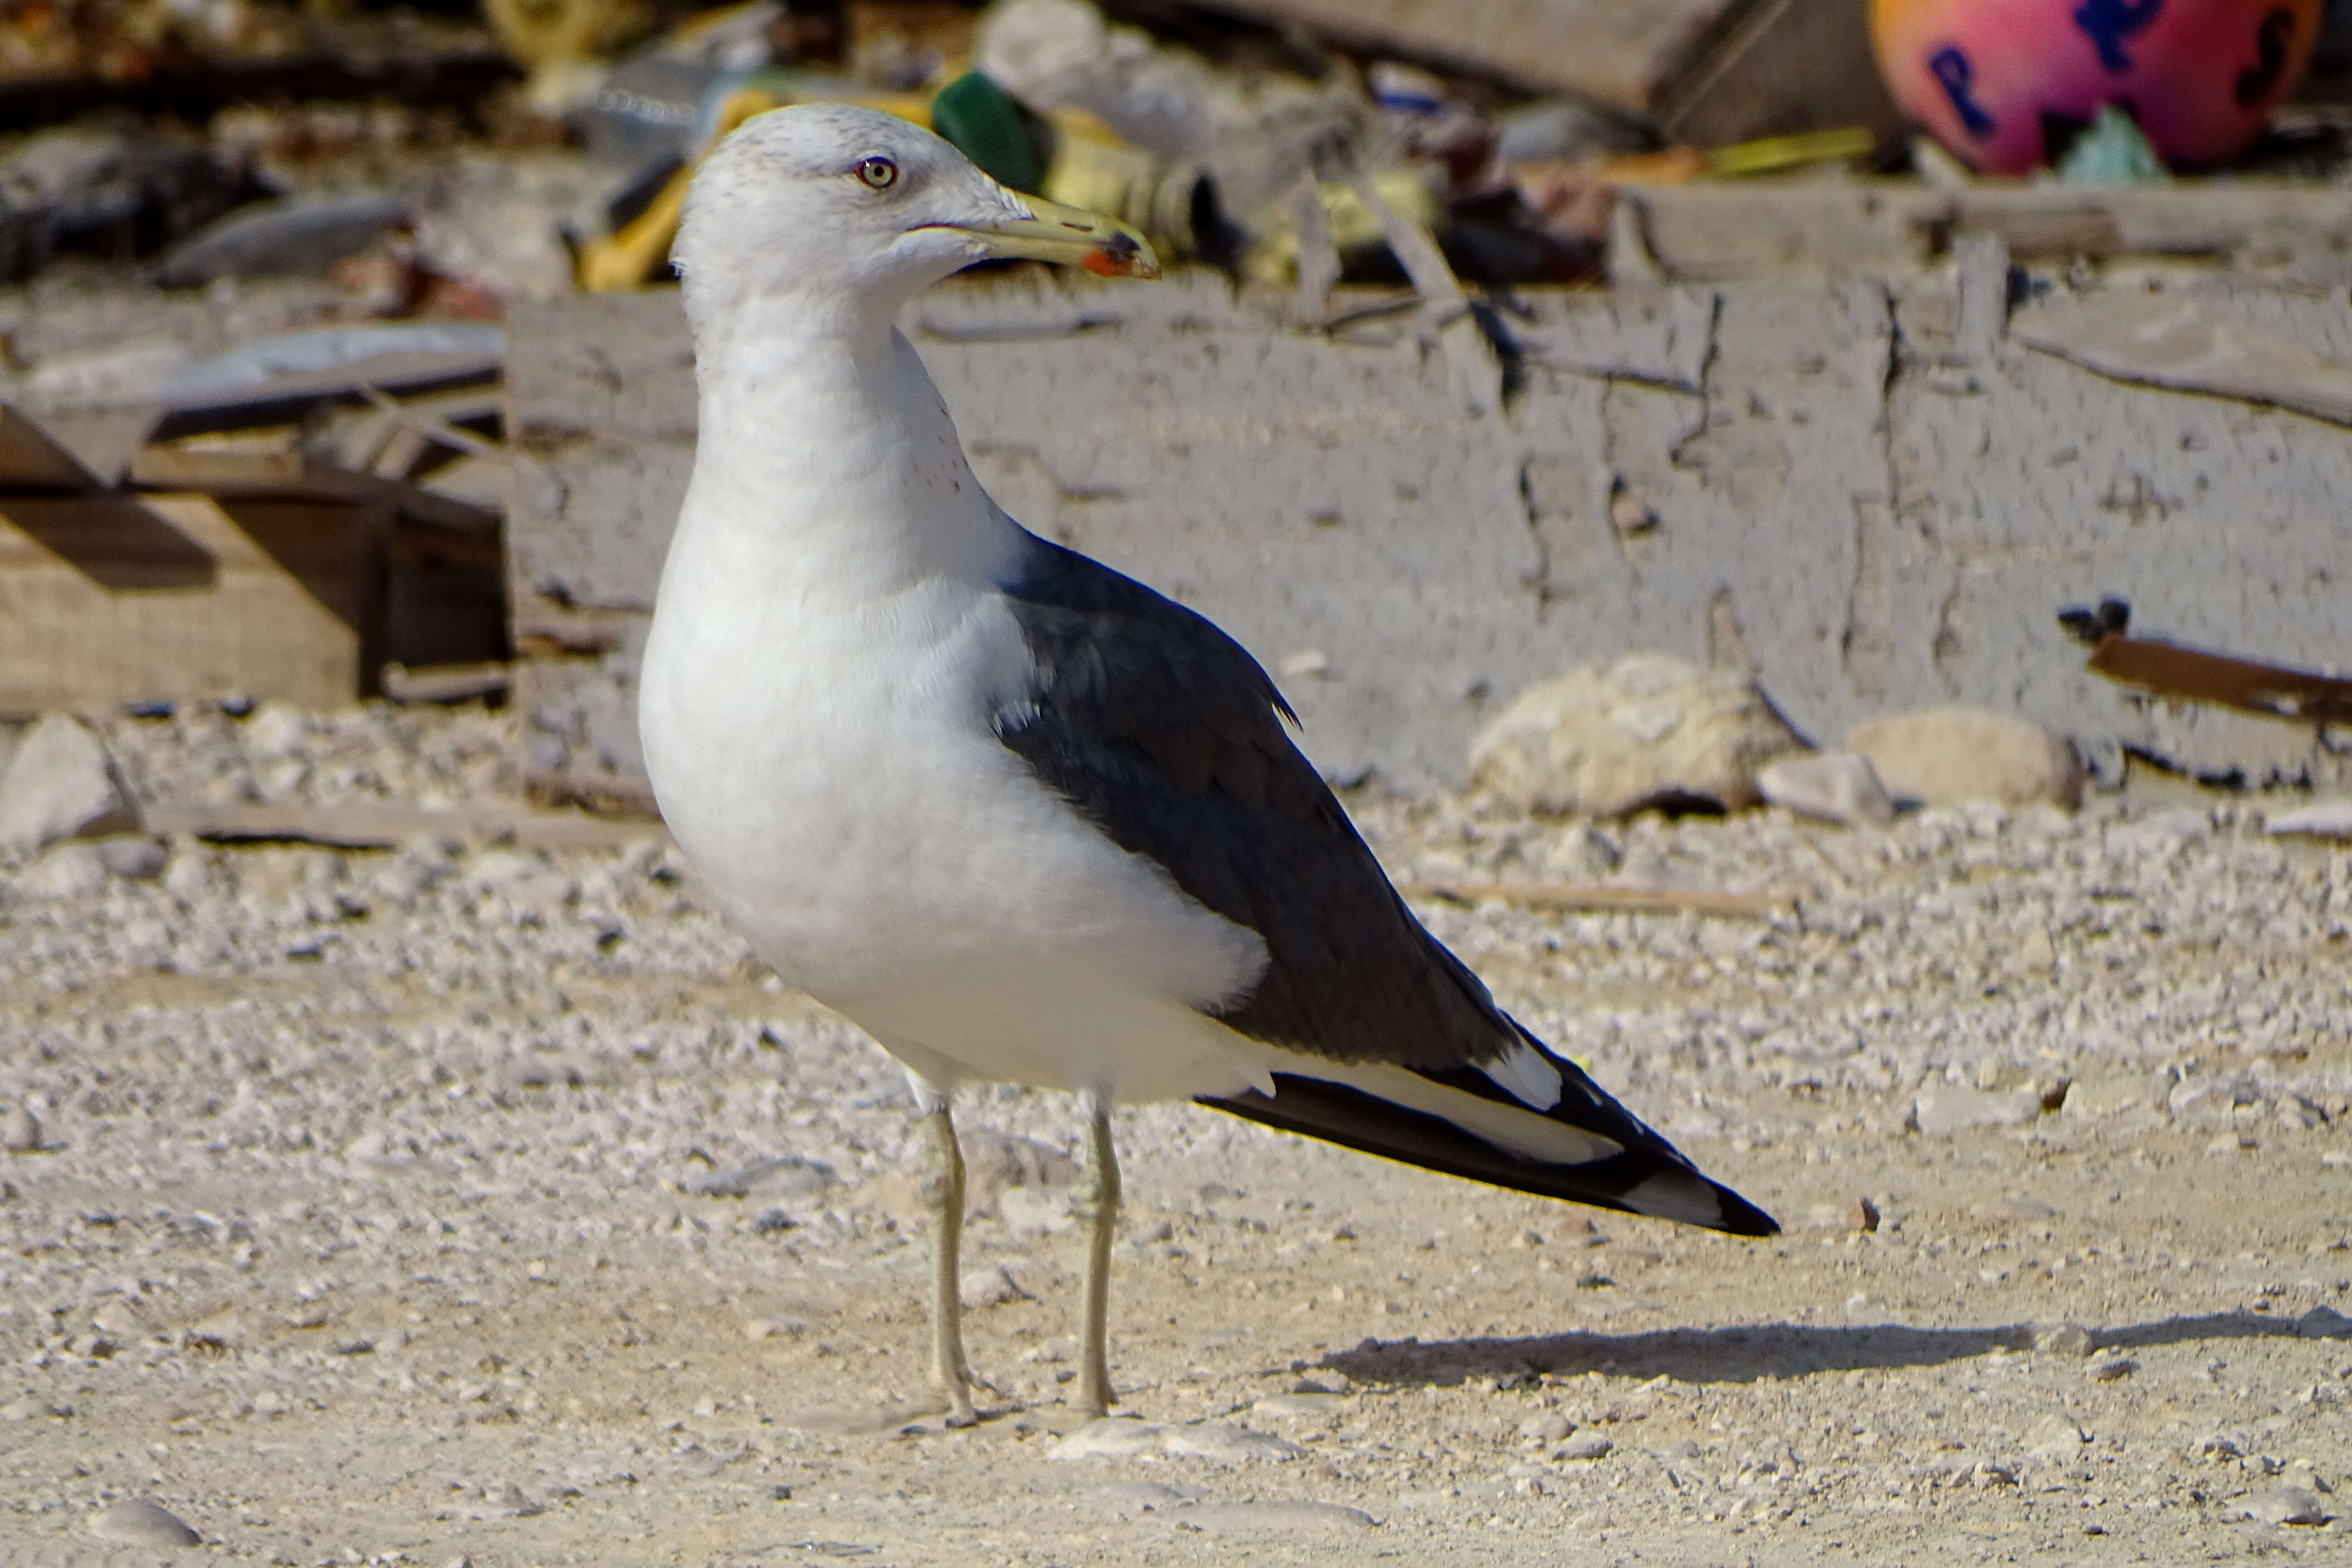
xmin=993 ymin=536 xmax=1777 ymax=1238
xmin=993 ymin=535 xmax=1501 ymax=1070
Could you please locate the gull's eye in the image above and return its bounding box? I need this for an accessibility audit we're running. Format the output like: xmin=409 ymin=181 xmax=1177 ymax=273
xmin=856 ymin=156 xmax=898 ymax=191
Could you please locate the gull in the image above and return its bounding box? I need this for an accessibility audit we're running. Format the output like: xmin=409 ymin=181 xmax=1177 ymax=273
xmin=639 ymin=104 xmax=1778 ymax=1428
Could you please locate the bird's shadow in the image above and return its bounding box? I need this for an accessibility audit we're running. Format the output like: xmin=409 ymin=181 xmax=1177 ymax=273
xmin=1318 ymin=1308 xmax=2352 ymax=1388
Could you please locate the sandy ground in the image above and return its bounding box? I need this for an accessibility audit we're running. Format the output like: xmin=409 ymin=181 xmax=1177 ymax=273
xmin=2 ymin=706 xmax=2349 ymax=1568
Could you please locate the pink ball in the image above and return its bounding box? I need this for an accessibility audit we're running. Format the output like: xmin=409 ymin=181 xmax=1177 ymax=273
xmin=1872 ymin=0 xmax=2322 ymax=173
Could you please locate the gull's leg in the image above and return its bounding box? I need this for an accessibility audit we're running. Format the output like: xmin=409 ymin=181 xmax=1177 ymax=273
xmin=910 ymin=1073 xmax=978 ymax=1427
xmin=1071 ymin=1088 xmax=1121 ymax=1419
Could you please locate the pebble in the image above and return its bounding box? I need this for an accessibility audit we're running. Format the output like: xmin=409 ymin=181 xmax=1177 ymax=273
xmin=1913 ymin=1083 xmax=2042 ymax=1136
xmin=742 ymin=1316 xmax=810 ymax=1341
xmin=90 ymin=1496 xmax=201 ymax=1546
xmin=1187 ymin=1501 xmax=1376 ymax=1534
xmin=2243 ymin=1485 xmax=2330 ymax=1526
xmin=1758 ymin=751 xmax=1896 ymax=827
xmin=1161 ymin=1421 xmax=1304 ymax=1463
xmin=1518 ymin=1411 xmax=1572 ymax=1443
xmin=959 ymin=1263 xmax=1032 ymax=1310
xmin=0 ymin=1393 xmax=63 ymax=1420
xmin=2 ymin=1103 xmax=39 ymax=1153
xmin=2107 ymin=808 xmax=2210 ymax=853
xmin=22 ymin=841 xmax=109 ymax=899
xmin=95 ymin=835 xmax=168 ymax=880
xmin=2087 ymin=1356 xmax=2138 ymax=1382
xmin=2027 ymin=1414 xmax=2087 ymax=1459
xmin=1051 ymin=1418 xmax=1170 ymax=1461
xmin=2019 ymin=1322 xmax=2096 ymax=1358
xmin=999 ymin=1184 xmax=1076 ymax=1234
xmin=1558 ymin=1432 xmax=1613 ymax=1461
xmin=691 ymin=1155 xmax=836 ymax=1200
xmin=91 ymin=1298 xmax=152 ymax=1338
xmin=0 ymin=711 xmax=144 ymax=855
xmin=2264 ymin=800 xmax=2352 ymax=840
xmin=1254 ymin=1392 xmax=1348 ymax=1419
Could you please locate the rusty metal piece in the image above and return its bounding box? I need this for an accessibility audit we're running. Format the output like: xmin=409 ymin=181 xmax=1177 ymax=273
xmin=2083 ymin=633 xmax=2352 ymax=728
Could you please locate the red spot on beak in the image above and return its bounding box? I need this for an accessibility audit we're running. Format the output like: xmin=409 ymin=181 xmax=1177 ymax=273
xmin=1082 ymin=249 xmax=1125 ymax=277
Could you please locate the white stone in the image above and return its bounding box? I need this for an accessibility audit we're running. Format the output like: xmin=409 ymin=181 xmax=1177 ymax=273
xmin=0 ymin=713 xmax=143 ymax=856
xmin=245 ymin=702 xmax=312 ymax=760
xmin=21 ymin=842 xmax=107 ymax=899
xmin=1162 ymin=1421 xmax=1305 ymax=1463
xmin=999 ymin=1184 xmax=1076 ymax=1235
xmin=1188 ymin=1501 xmax=1376 ymax=1533
xmin=2266 ymin=800 xmax=2352 ymax=840
xmin=959 ymin=1263 xmax=1032 ymax=1310
xmin=1519 ymin=1411 xmax=1572 ymax=1443
xmin=1758 ymin=751 xmax=1895 ymax=826
xmin=1846 ymin=706 xmax=2082 ymax=809
xmin=960 ymin=1129 xmax=1076 ymax=1218
xmin=1470 ymin=652 xmax=1804 ymax=817
xmin=2027 ymin=1413 xmax=2088 ymax=1459
xmin=1558 ymin=1431 xmax=1613 ymax=1460
xmin=1913 ymin=1083 xmax=2042 ymax=1136
xmin=1049 ymin=1416 xmax=1168 ymax=1460
xmin=2243 ymin=1485 xmax=2330 ymax=1527
xmin=96 ymin=837 xmax=167 ymax=880
xmin=1 ymin=1104 xmax=39 ymax=1153
xmin=2107 ymin=807 xmax=2210 ymax=852
xmin=90 ymin=1496 xmax=200 ymax=1546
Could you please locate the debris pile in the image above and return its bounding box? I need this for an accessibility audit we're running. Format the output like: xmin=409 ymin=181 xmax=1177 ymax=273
xmin=0 ymin=322 xmax=511 ymax=716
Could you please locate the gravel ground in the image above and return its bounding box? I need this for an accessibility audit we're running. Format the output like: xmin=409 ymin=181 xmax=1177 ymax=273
xmin=2 ymin=703 xmax=2349 ymax=1568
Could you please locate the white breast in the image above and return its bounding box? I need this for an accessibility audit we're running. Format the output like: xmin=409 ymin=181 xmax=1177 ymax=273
xmin=639 ymin=327 xmax=1268 ymax=1101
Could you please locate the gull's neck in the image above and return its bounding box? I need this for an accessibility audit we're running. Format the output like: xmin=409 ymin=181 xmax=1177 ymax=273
xmin=674 ymin=288 xmax=1019 ymax=603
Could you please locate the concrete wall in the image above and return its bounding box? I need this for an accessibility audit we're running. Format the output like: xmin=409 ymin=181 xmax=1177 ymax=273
xmin=506 ymin=265 xmax=2351 ymax=808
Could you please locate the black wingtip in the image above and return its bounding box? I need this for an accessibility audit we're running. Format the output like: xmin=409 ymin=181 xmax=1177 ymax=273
xmin=1710 ymin=1181 xmax=1781 ymax=1239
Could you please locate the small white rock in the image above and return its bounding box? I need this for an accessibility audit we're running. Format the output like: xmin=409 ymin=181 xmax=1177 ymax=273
xmin=959 ymin=1263 xmax=1032 ymax=1310
xmin=1519 ymin=1411 xmax=1572 ymax=1443
xmin=1163 ymin=1421 xmax=1305 ymax=1463
xmin=0 ymin=712 xmax=144 ymax=856
xmin=1758 ymin=751 xmax=1896 ymax=826
xmin=20 ymin=841 xmax=108 ymax=899
xmin=1188 ymin=1500 xmax=1376 ymax=1533
xmin=1846 ymin=706 xmax=2082 ymax=809
xmin=1558 ymin=1431 xmax=1613 ymax=1461
xmin=1913 ymin=1083 xmax=2043 ymax=1136
xmin=95 ymin=836 xmax=167 ymax=880
xmin=2243 ymin=1485 xmax=2330 ymax=1527
xmin=999 ymin=1184 xmax=1076 ymax=1235
xmin=1050 ymin=1417 xmax=1168 ymax=1460
xmin=2266 ymin=800 xmax=2352 ymax=840
xmin=90 ymin=1496 xmax=200 ymax=1546
xmin=2 ymin=1103 xmax=39 ymax=1153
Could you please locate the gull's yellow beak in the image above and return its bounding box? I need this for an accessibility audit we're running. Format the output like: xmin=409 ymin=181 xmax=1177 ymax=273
xmin=926 ymin=194 xmax=1161 ymax=279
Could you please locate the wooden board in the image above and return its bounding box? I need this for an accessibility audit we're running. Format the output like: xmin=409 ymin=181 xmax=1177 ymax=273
xmin=0 ymin=492 xmax=390 ymax=715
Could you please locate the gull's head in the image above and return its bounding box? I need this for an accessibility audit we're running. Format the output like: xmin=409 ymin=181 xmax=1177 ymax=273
xmin=674 ymin=103 xmax=1158 ymax=331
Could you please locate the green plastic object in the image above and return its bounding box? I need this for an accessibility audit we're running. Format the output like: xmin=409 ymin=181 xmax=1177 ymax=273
xmin=931 ymin=71 xmax=1044 ymax=195
xmin=2053 ymin=104 xmax=2171 ymax=186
